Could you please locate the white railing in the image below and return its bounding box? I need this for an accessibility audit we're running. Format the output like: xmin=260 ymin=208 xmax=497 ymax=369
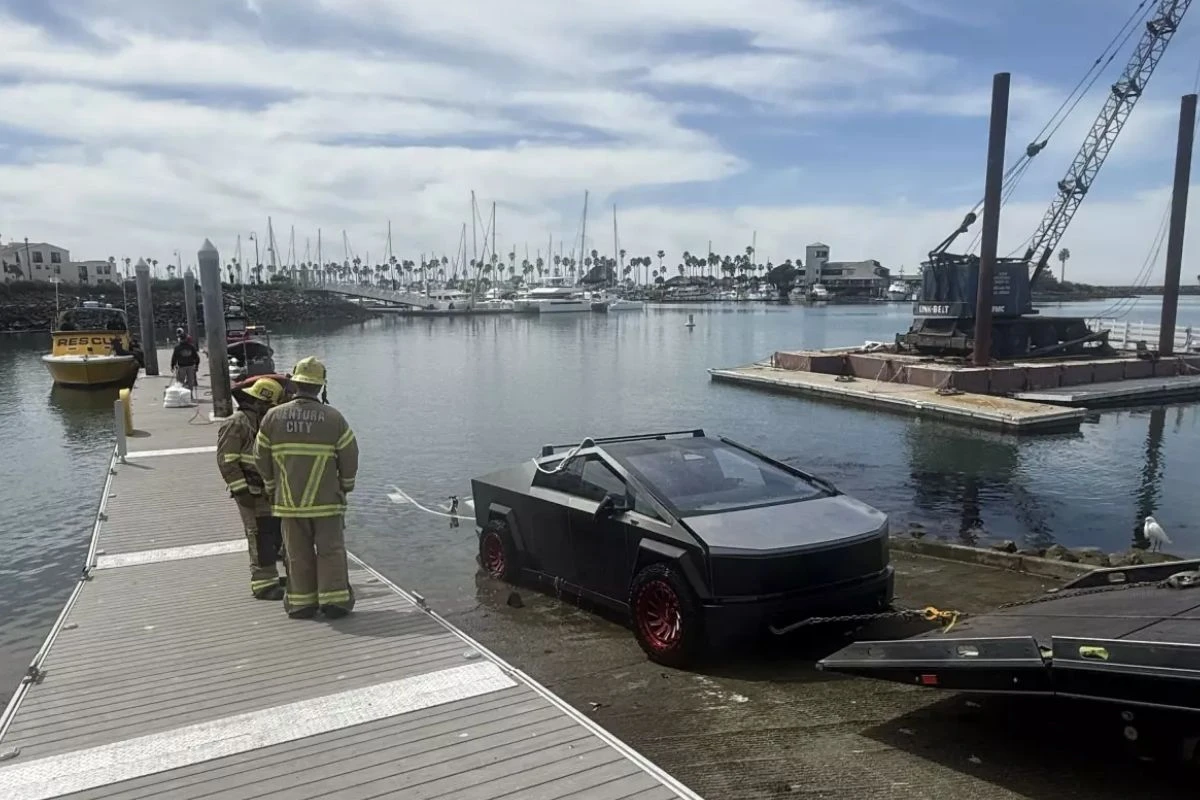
xmin=1088 ymin=318 xmax=1197 ymax=352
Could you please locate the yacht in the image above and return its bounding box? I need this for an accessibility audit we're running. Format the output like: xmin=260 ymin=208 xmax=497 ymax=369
xmin=887 ymin=280 xmax=909 ymax=302
xmin=513 ymin=284 xmax=592 ymax=314
xmin=591 ymin=293 xmax=644 ymax=312
xmin=806 ymin=283 xmax=830 ymax=302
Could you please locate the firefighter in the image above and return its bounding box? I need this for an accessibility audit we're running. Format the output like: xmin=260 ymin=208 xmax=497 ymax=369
xmin=254 ymin=357 xmax=359 ymax=620
xmin=217 ymin=377 xmax=286 ymax=600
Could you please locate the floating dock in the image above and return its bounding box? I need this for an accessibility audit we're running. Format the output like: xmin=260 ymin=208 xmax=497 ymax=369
xmin=711 ymin=347 xmax=1200 ymax=432
xmin=710 ymin=364 xmax=1086 ymax=434
xmin=1014 ymin=373 xmax=1200 ymax=407
xmin=0 ymin=360 xmax=702 ymax=800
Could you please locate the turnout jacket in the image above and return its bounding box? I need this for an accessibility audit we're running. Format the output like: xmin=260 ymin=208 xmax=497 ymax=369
xmin=254 ymin=397 xmax=358 ymax=518
xmin=217 ymin=407 xmax=266 ymax=496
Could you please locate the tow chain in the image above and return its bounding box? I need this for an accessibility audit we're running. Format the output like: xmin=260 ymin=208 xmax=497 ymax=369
xmin=997 ymin=568 xmax=1200 ymax=611
xmin=768 ymin=605 xmax=961 ymax=636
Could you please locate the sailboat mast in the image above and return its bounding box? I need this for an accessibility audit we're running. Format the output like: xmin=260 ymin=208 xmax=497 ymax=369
xmin=491 ymin=202 xmax=497 ymax=270
xmin=267 ymin=217 xmax=278 ymax=272
xmin=612 ymin=204 xmax=618 ymax=287
xmin=578 ymin=190 xmax=588 ymax=286
xmin=470 ymin=191 xmax=478 ymax=265
xmin=317 ymin=229 xmax=322 ymax=284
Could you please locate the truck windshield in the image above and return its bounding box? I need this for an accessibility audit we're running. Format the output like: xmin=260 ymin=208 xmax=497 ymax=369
xmin=617 ymin=440 xmax=827 ymax=515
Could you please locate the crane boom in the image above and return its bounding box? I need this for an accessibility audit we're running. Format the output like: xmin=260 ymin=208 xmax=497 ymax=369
xmin=1025 ymin=0 xmax=1192 ymax=285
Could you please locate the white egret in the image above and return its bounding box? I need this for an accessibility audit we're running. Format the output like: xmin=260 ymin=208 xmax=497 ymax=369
xmin=1144 ymin=516 xmax=1171 ymax=553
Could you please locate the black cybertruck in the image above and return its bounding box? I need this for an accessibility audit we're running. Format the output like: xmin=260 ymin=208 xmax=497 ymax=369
xmin=470 ymin=429 xmax=893 ymax=667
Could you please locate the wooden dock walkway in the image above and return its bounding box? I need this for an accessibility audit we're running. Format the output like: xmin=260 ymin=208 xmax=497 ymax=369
xmin=0 ymin=361 xmax=703 ymax=800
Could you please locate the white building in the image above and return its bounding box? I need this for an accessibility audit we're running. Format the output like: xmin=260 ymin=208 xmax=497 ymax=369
xmin=0 ymin=242 xmax=119 ymax=286
xmin=799 ymin=242 xmax=889 ymax=295
xmin=803 ymin=242 xmax=830 ymax=287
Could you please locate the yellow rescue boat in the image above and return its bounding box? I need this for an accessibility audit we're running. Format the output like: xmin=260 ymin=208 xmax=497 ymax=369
xmin=42 ymin=302 xmax=141 ymax=389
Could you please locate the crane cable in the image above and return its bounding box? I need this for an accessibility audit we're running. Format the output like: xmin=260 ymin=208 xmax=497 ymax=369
xmin=1092 ymin=36 xmax=1200 ymax=319
xmin=1093 ymin=198 xmax=1173 ymax=321
xmin=964 ymin=0 xmax=1157 ymax=254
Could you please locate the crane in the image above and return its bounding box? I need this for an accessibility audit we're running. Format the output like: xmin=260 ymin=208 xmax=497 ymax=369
xmin=1026 ymin=0 xmax=1192 ymax=286
xmin=903 ymin=0 xmax=1192 ymax=359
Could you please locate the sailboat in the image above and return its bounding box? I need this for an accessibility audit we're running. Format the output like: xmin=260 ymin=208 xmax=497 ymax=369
xmin=592 ymin=204 xmax=643 ymax=312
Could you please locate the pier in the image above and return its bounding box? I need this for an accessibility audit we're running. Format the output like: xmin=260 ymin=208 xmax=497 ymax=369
xmin=0 ymin=358 xmax=702 ymax=800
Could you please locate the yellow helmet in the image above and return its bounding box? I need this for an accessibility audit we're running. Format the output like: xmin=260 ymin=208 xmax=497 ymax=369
xmin=243 ymin=377 xmax=283 ymax=405
xmin=291 ymin=356 xmax=326 ymax=386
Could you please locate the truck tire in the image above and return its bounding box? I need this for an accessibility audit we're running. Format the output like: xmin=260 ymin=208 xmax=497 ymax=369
xmin=479 ymin=520 xmax=520 ymax=582
xmin=629 ymin=562 xmax=704 ymax=668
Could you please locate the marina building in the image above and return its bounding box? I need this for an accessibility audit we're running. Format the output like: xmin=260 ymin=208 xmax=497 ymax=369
xmin=0 ymin=242 xmax=119 ymax=286
xmin=799 ymin=242 xmax=889 ymax=295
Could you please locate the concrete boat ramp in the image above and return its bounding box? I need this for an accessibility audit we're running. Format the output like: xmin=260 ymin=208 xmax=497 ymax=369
xmin=0 ymin=365 xmax=701 ymax=800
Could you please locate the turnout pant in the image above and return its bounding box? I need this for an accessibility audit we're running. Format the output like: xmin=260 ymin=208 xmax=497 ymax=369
xmin=175 ymin=365 xmax=198 ymax=389
xmin=281 ymin=515 xmax=354 ymax=614
xmin=236 ymin=497 xmax=283 ymax=597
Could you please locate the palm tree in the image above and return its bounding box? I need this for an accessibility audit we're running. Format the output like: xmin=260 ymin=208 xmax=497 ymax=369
xmin=1057 ymin=247 xmax=1070 ymax=283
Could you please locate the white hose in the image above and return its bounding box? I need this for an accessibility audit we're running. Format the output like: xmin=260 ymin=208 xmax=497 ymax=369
xmin=531 ymin=437 xmax=596 ymax=474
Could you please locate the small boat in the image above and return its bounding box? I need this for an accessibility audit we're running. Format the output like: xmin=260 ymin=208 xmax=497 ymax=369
xmin=807 ymin=283 xmax=830 ymax=302
xmin=42 ymin=302 xmax=141 ymax=389
xmin=887 ymin=280 xmax=909 ymax=301
xmin=227 ymin=339 xmax=276 ymax=383
xmin=225 ymin=305 xmax=269 ymax=345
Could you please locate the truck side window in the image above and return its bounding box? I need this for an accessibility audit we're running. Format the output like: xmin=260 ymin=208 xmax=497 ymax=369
xmin=532 ymin=458 xmax=583 ymax=494
xmin=578 ymin=458 xmax=625 ymax=502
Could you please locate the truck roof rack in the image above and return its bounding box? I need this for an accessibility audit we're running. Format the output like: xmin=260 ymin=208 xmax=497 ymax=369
xmin=540 ymin=429 xmax=705 ymax=457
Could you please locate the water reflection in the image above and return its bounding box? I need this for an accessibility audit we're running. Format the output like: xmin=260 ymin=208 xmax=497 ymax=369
xmin=905 ymin=424 xmax=1072 ymax=549
xmin=46 ymin=384 xmax=121 ymax=450
xmin=1132 ymin=406 xmax=1166 ymax=549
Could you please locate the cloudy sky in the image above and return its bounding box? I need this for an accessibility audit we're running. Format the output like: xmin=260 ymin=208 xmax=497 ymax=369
xmin=1 ymin=0 xmax=1198 ymax=283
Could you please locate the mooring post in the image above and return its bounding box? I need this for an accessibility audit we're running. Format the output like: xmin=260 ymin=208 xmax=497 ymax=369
xmin=183 ymin=268 xmax=199 ymax=343
xmin=1159 ymin=93 xmax=1196 ymax=357
xmin=198 ymin=239 xmax=233 ymax=418
xmin=133 ymin=258 xmax=159 ymax=375
xmin=972 ymin=72 xmax=1011 ymax=367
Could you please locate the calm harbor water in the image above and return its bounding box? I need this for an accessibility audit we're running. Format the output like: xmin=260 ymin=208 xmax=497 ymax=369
xmin=4 ymin=297 xmax=1200 ymax=694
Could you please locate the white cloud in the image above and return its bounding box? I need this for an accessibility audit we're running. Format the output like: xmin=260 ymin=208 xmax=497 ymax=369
xmin=0 ymin=2 xmax=1186 ymax=284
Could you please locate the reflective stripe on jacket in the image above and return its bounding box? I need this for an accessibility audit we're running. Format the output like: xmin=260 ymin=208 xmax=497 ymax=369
xmin=216 ymin=408 xmax=264 ymax=495
xmin=254 ymin=397 xmax=358 ymax=518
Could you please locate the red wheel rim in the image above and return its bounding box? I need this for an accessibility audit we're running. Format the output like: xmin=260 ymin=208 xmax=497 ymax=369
xmin=482 ymin=532 xmax=505 ymax=576
xmin=635 ymin=579 xmax=682 ymax=651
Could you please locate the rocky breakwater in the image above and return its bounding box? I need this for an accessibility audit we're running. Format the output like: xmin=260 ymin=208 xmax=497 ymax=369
xmin=986 ymin=541 xmax=1184 ymax=569
xmin=893 ymin=522 xmax=1187 ymax=581
xmin=0 ymin=280 xmax=377 ymax=333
